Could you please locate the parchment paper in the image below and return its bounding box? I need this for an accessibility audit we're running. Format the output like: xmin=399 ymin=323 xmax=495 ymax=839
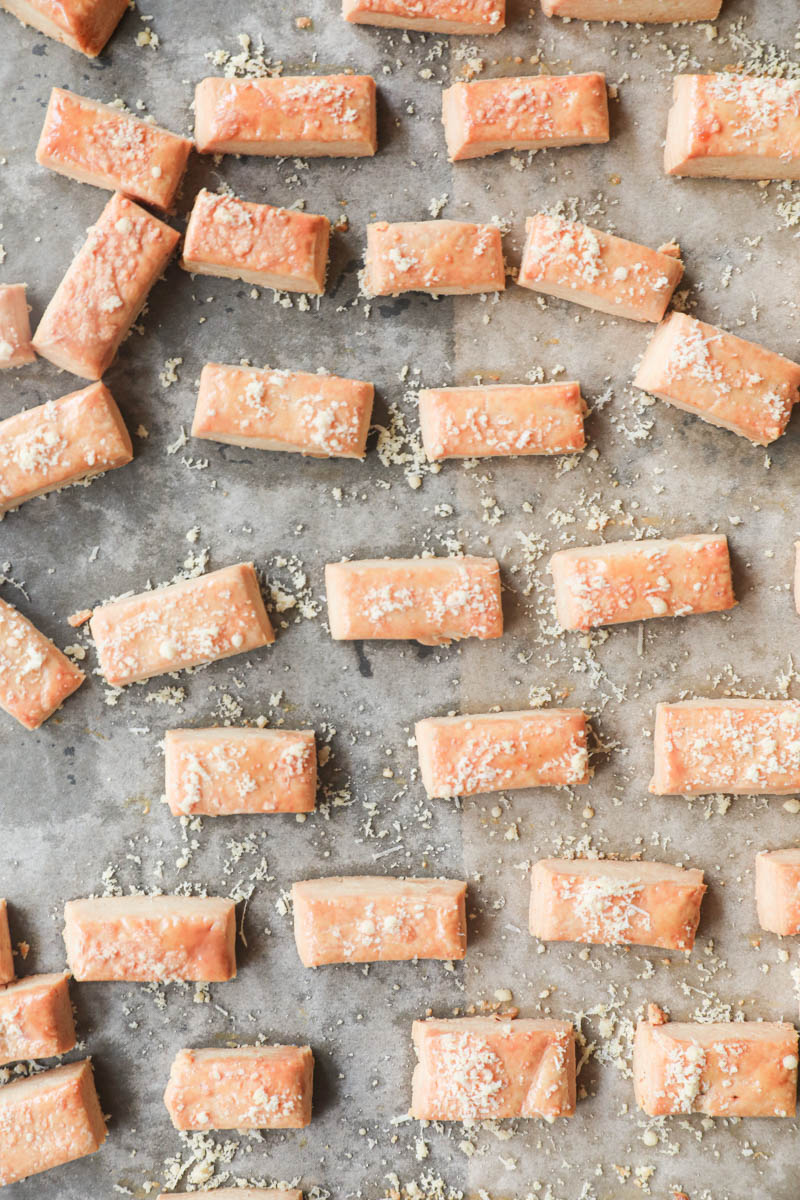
xmin=1 ymin=1 xmax=798 ymax=1196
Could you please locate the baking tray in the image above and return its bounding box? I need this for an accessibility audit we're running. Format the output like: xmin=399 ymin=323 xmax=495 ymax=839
xmin=1 ymin=0 xmax=798 ymax=1195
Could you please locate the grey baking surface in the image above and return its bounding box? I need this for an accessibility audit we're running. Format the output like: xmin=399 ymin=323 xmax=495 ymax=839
xmin=1 ymin=0 xmax=799 ymax=1196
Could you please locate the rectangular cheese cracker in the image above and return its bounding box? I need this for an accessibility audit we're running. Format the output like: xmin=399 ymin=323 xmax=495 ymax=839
xmin=343 ymin=0 xmax=505 ymax=33
xmin=364 ymin=220 xmax=505 ymax=296
xmin=32 ymin=192 xmax=179 ymax=380
xmin=63 ymin=894 xmax=237 ymax=981
xmin=541 ymin=0 xmax=721 ymax=16
xmin=195 ymin=75 xmax=377 ymax=157
xmin=182 ymin=189 xmax=330 ymax=295
xmin=550 ymin=535 xmax=735 ymax=631
xmin=292 ymin=877 xmax=467 ymax=965
xmin=90 ymin=562 xmax=274 ymax=687
xmin=665 ymin=74 xmax=800 ymax=180
xmin=326 ymin=556 xmax=503 ymax=644
xmin=193 ymin=363 xmax=374 ymax=459
xmin=443 ymin=73 xmax=608 ymax=161
xmin=518 ymin=213 xmax=683 ymax=322
xmin=530 ymin=859 xmax=706 ymax=950
xmin=416 ymin=709 xmax=589 ymax=798
xmin=634 ymin=1011 xmax=797 ymax=1117
xmin=165 ymin=727 xmax=317 ymax=816
xmin=651 ymin=699 xmax=800 ymax=796
xmin=418 ymin=382 xmax=586 ymax=459
xmin=634 ymin=312 xmax=800 ymax=446
xmin=37 ymin=88 xmax=192 ymax=210
xmin=164 ymin=1045 xmax=313 ymax=1129
xmin=0 ymin=382 xmax=132 ymax=515
xmin=411 ymin=1017 xmax=576 ymax=1120
xmin=0 ymin=1060 xmax=106 ymax=1186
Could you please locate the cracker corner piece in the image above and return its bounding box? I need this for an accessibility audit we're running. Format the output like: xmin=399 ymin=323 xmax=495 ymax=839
xmin=0 ymin=0 xmax=128 ymax=56
xmin=164 ymin=1044 xmax=314 ymax=1130
xmin=633 ymin=1013 xmax=798 ymax=1117
xmin=665 ymin=74 xmax=800 ymax=180
xmin=0 ymin=597 xmax=84 ymax=729
xmin=342 ymin=0 xmax=505 ymax=35
xmin=32 ymin=192 xmax=179 ymax=380
xmin=89 ymin=561 xmax=274 ymax=687
xmin=0 ymin=284 xmax=35 ymax=368
xmin=541 ymin=0 xmax=721 ymax=19
xmin=410 ymin=1016 xmax=576 ymax=1120
xmin=0 ymin=1059 xmax=106 ymax=1186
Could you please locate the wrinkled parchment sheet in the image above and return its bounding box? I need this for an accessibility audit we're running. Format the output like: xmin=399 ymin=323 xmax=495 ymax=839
xmin=1 ymin=1 xmax=799 ymax=1197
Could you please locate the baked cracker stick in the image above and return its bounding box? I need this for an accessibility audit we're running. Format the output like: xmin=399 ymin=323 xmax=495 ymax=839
xmin=63 ymin=895 xmax=237 ymax=982
xmin=292 ymin=877 xmax=467 ymax=965
xmin=634 ymin=312 xmax=800 ymax=445
xmin=541 ymin=0 xmax=721 ymax=18
xmin=634 ymin=1006 xmax=798 ymax=1117
xmin=518 ymin=213 xmax=683 ymax=322
xmin=411 ymin=1017 xmax=576 ymax=1120
xmin=0 ymin=382 xmax=132 ymax=515
xmin=182 ymin=189 xmax=330 ymax=295
xmin=756 ymin=849 xmax=800 ymax=936
xmin=0 ymin=285 xmax=35 ymax=368
xmin=325 ymin=556 xmax=503 ymax=644
xmin=164 ymin=1045 xmax=314 ymax=1129
xmin=195 ymin=75 xmax=377 ymax=158
xmin=0 ymin=0 xmax=128 ymax=56
xmin=651 ymin=699 xmax=800 ymax=796
xmin=416 ymin=709 xmax=589 ymax=798
xmin=665 ymin=74 xmax=800 ymax=180
xmin=442 ymin=73 xmax=608 ymax=161
xmin=165 ymin=727 xmax=317 ymax=816
xmin=418 ymin=382 xmax=586 ymax=460
xmin=32 ymin=192 xmax=180 ymax=380
xmin=364 ymin=220 xmax=505 ymax=296
xmin=0 ymin=597 xmax=84 ymax=729
xmin=193 ymin=363 xmax=374 ymax=459
xmin=37 ymin=88 xmax=192 ymax=210
xmin=342 ymin=0 xmax=505 ymax=34
xmin=549 ymin=535 xmax=735 ymax=631
xmin=0 ymin=1060 xmax=106 ymax=1186
xmin=530 ymin=859 xmax=706 ymax=950
xmin=90 ymin=562 xmax=274 ymax=687
xmin=0 ymin=972 xmax=76 ymax=1066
